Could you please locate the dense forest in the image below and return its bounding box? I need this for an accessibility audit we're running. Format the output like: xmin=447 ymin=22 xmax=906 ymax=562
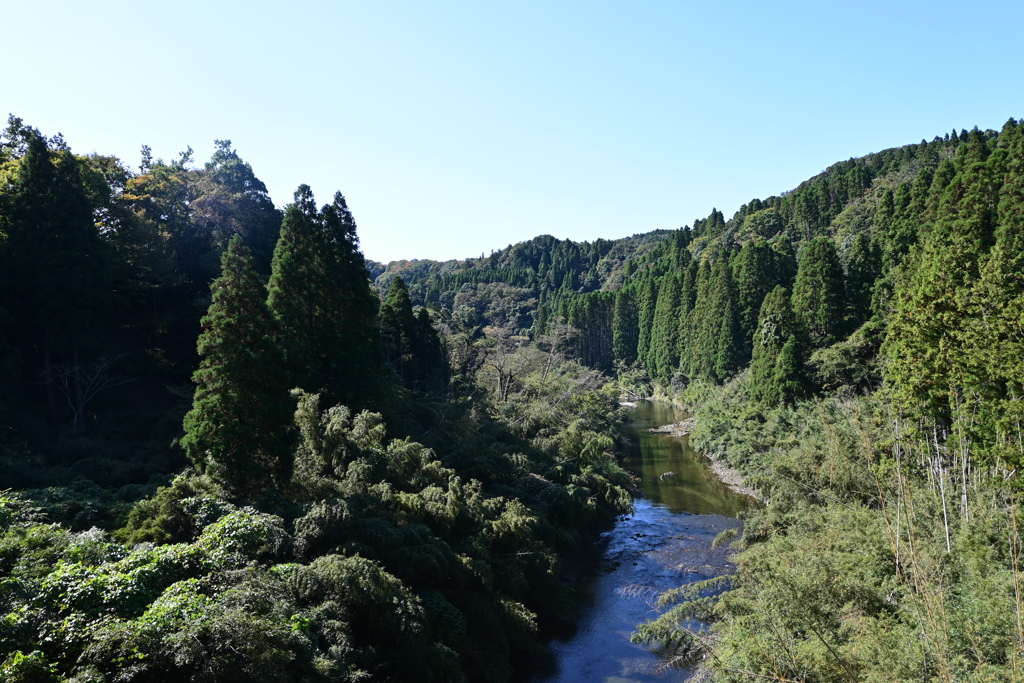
xmin=4 ymin=110 xmax=1024 ymax=682
xmin=378 ymin=120 xmax=1024 ymax=681
xmin=0 ymin=116 xmax=633 ymax=682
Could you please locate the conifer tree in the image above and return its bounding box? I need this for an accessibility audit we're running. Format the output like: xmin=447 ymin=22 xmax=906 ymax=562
xmin=380 ymin=276 xmax=418 ymax=380
xmin=750 ymin=286 xmax=804 ymax=406
xmin=684 ymin=259 xmax=714 ymax=380
xmin=268 ymin=186 xmax=382 ymax=408
xmin=675 ymin=260 xmax=699 ymax=374
xmin=181 ymin=236 xmax=294 ymax=495
xmin=791 ymin=237 xmax=846 ymax=350
xmin=612 ymin=287 xmax=638 ymax=364
xmin=707 ymin=261 xmax=744 ymax=381
xmin=713 ymin=289 xmax=744 ymax=382
xmin=318 ymin=191 xmax=384 ymax=404
xmin=648 ymin=273 xmax=682 ymax=382
xmin=0 ymin=131 xmax=114 ymax=366
xmin=771 ymin=237 xmax=797 ymax=288
xmin=733 ymin=239 xmax=778 ymax=356
xmin=971 ymin=119 xmax=1024 ymax=466
xmin=636 ymin=276 xmax=658 ymax=368
xmin=267 ymin=188 xmax=321 ymax=391
xmin=885 ymin=130 xmax=1006 ymax=416
xmin=843 ymin=232 xmax=880 ymax=328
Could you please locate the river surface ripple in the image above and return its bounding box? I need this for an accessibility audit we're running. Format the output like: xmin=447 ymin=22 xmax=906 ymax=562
xmin=532 ymin=401 xmax=751 ymax=683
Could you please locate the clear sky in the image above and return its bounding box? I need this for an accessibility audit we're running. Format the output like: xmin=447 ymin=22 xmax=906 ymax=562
xmin=4 ymin=1 xmax=1023 ymax=263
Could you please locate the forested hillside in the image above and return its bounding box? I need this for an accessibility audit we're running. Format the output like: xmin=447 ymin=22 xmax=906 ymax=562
xmin=0 ymin=117 xmax=633 ymax=682
xmin=5 ymin=109 xmax=1024 ymax=682
xmin=375 ymin=120 xmax=1024 ymax=681
xmin=622 ymin=122 xmax=1024 ymax=682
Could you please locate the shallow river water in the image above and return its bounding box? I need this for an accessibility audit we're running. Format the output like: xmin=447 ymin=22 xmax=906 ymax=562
xmin=532 ymin=401 xmax=751 ymax=683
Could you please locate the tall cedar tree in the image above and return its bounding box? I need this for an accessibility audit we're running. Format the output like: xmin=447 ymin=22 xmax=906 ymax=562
xmin=0 ymin=131 xmax=113 ymax=368
xmin=886 ymin=126 xmax=1005 ymax=418
xmin=733 ymin=239 xmax=778 ymax=358
xmin=675 ymin=259 xmax=699 ymax=375
xmin=319 ymin=191 xmax=383 ymax=403
xmin=181 ymin=236 xmax=294 ymax=495
xmin=267 ymin=189 xmax=320 ymax=391
xmin=648 ymin=273 xmax=682 ymax=382
xmin=791 ymin=236 xmax=846 ymax=351
xmin=713 ymin=265 xmax=744 ymax=382
xmin=750 ymin=286 xmax=805 ymax=406
xmin=843 ymin=232 xmax=880 ymax=328
xmin=684 ymin=259 xmax=714 ymax=380
xmin=268 ymin=186 xmax=382 ymax=408
xmin=690 ymin=259 xmax=741 ymax=382
xmin=380 ymin=278 xmax=415 ymax=382
xmin=635 ymin=275 xmax=658 ymax=368
xmin=612 ymin=287 xmax=639 ymax=364
xmin=973 ymin=119 xmax=1024 ymax=468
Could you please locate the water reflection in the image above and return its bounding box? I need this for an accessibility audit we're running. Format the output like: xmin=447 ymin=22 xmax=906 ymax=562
xmin=532 ymin=401 xmax=749 ymax=683
xmin=622 ymin=402 xmax=750 ymax=517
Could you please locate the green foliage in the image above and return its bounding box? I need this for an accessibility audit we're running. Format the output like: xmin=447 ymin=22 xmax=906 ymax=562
xmin=749 ymin=286 xmax=805 ymax=406
xmin=792 ymin=236 xmax=847 ymax=350
xmin=732 ymin=239 xmax=778 ymax=355
xmin=181 ymin=236 xmax=295 ymax=496
xmin=268 ymin=186 xmax=383 ymax=409
xmin=648 ymin=273 xmax=682 ymax=382
xmin=9 ymin=113 xmax=1024 ymax=683
xmin=611 ymin=287 xmax=639 ymax=364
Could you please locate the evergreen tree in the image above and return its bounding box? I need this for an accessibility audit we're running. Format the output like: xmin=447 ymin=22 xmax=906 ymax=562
xmin=771 ymin=335 xmax=805 ymax=406
xmin=791 ymin=237 xmax=846 ymax=350
xmin=685 ymin=259 xmax=714 ymax=380
xmin=648 ymin=274 xmax=682 ymax=382
xmin=636 ymin=275 xmax=658 ymax=368
xmin=674 ymin=260 xmax=699 ymax=375
xmin=843 ymin=232 xmax=880 ymax=328
xmin=885 ymin=130 xmax=1006 ymax=417
xmin=268 ymin=186 xmax=382 ymax=408
xmin=713 ymin=287 xmax=744 ymax=382
xmin=267 ymin=188 xmax=321 ymax=392
xmin=749 ymin=286 xmax=804 ymax=406
xmin=181 ymin=236 xmax=294 ymax=495
xmin=771 ymin=237 xmax=797 ymax=288
xmin=380 ymin=276 xmax=418 ymax=380
xmin=612 ymin=287 xmax=638 ymax=364
xmin=0 ymin=131 xmax=114 ymax=366
xmin=733 ymin=239 xmax=778 ymax=357
xmin=971 ymin=119 xmax=1024 ymax=467
xmin=319 ymin=191 xmax=384 ymax=405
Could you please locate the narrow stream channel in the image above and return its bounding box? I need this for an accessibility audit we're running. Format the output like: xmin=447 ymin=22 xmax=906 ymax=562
xmin=533 ymin=401 xmax=752 ymax=683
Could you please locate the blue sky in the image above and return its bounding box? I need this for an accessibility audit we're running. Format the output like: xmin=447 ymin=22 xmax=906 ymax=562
xmin=4 ymin=1 xmax=1023 ymax=263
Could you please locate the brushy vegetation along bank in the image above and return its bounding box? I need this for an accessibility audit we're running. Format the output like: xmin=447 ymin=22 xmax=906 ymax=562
xmin=623 ymin=120 xmax=1024 ymax=682
xmin=0 ymin=117 xmax=634 ymax=683
xmin=633 ymin=375 xmax=1024 ymax=682
xmin=0 ymin=350 xmax=632 ymax=683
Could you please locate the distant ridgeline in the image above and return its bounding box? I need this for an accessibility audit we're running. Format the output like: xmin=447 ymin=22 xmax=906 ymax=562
xmin=374 ymin=123 xmax=1004 ymax=393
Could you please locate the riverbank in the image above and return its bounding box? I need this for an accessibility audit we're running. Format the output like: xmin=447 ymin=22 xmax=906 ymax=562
xmin=647 ymin=414 xmax=762 ymax=502
xmin=535 ymin=399 xmax=749 ymax=682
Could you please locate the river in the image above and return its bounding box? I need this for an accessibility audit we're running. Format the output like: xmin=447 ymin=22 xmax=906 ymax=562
xmin=532 ymin=400 xmax=751 ymax=683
